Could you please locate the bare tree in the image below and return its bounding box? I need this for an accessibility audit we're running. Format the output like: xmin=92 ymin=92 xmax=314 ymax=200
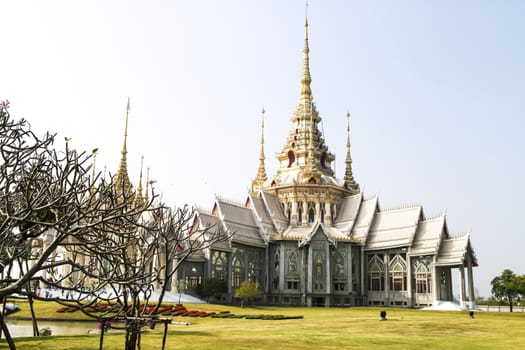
xmin=0 ymin=101 xmax=229 ymax=350
xmin=54 ymin=203 xmax=228 ymax=350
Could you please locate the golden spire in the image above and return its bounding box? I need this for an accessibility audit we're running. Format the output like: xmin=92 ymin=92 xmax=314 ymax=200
xmin=114 ymin=97 xmax=133 ymax=197
xmin=344 ymin=112 xmax=359 ymax=194
xmin=300 ymin=18 xmax=312 ymax=101
xmin=135 ymin=155 xmax=144 ymax=206
xmin=251 ymin=108 xmax=268 ymax=194
xmin=145 ymin=167 xmax=150 ymax=202
xmin=275 ymin=14 xmax=336 ymax=184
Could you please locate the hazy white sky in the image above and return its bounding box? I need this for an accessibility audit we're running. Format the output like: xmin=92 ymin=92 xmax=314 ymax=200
xmin=2 ymin=0 xmax=524 ymax=297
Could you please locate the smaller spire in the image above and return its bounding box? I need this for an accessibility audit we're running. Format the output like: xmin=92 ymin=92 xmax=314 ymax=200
xmin=114 ymin=97 xmax=133 ymax=197
xmin=145 ymin=167 xmax=150 ymax=202
xmin=344 ymin=112 xmax=360 ymax=194
xmin=135 ymin=156 xmax=144 ymax=206
xmin=251 ymin=108 xmax=268 ymax=194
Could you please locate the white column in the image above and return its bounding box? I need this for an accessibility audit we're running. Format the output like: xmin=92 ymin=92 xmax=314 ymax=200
xmin=432 ymin=256 xmax=438 ymax=305
xmin=325 ymin=202 xmax=332 ymax=225
xmin=348 ymin=247 xmax=353 ymax=294
xmin=467 ymin=255 xmax=475 ymax=309
xmin=291 ymin=201 xmax=298 ymax=226
xmin=302 ymin=201 xmax=308 ymax=225
xmin=459 ymin=265 xmax=466 ymax=309
xmin=360 ymin=246 xmax=365 ymax=297
xmin=325 ymin=244 xmax=331 ymax=294
xmin=406 ymin=255 xmax=412 ymax=307
xmin=307 ymin=245 xmax=313 ymax=294
xmin=279 ymin=245 xmax=285 ymax=291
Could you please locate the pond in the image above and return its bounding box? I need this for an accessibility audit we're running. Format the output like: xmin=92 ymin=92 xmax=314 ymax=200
xmin=5 ymin=320 xmax=102 ymax=338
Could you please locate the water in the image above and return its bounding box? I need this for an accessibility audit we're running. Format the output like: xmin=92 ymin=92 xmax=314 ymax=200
xmin=5 ymin=320 xmax=99 ymax=338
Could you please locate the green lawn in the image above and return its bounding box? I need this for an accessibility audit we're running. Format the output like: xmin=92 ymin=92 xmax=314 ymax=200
xmin=2 ymin=300 xmax=525 ymax=349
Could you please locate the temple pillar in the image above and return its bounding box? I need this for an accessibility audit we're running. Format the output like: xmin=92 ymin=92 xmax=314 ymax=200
xmin=360 ymin=246 xmax=365 ymax=297
xmin=432 ymin=256 xmax=438 ymax=305
xmin=406 ymin=255 xmax=413 ymax=307
xmin=459 ymin=264 xmax=466 ymax=309
xmin=325 ymin=243 xmax=331 ymax=302
xmin=279 ymin=245 xmax=285 ymax=291
xmin=324 ymin=201 xmax=332 ymax=225
xmin=467 ymin=254 xmax=475 ymax=309
xmin=307 ymin=244 xmax=313 ymax=306
xmin=302 ymin=201 xmax=308 ymax=225
xmin=348 ymin=246 xmax=353 ymax=294
xmin=384 ymin=253 xmax=390 ymax=306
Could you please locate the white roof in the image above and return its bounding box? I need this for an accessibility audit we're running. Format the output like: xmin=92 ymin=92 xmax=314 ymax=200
xmin=409 ymin=214 xmax=446 ymax=256
xmin=365 ymin=205 xmax=421 ymax=250
xmin=436 ymin=233 xmax=474 ymax=266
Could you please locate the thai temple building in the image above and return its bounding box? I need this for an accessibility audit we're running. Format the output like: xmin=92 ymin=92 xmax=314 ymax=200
xmin=177 ymin=19 xmax=478 ymax=308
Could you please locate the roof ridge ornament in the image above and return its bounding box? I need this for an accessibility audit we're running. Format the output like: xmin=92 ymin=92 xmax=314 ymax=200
xmin=251 ymin=108 xmax=268 ymax=194
xmin=344 ymin=112 xmax=360 ymax=194
xmin=300 ymin=17 xmax=312 ymax=101
xmin=114 ymin=97 xmax=133 ymax=197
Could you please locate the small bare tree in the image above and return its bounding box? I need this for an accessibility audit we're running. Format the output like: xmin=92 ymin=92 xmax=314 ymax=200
xmin=55 ymin=204 xmax=228 ymax=350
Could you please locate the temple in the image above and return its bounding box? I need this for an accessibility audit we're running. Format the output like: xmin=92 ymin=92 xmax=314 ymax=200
xmin=177 ymin=19 xmax=478 ymax=308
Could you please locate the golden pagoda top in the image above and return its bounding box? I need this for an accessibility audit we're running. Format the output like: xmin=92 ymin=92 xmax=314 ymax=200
xmin=114 ymin=97 xmax=134 ymax=198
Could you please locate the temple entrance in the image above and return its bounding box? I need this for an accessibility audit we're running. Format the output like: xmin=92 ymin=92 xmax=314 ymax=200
xmin=312 ymin=297 xmax=325 ymax=307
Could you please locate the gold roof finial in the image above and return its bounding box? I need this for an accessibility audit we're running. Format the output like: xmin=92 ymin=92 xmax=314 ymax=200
xmin=251 ymin=108 xmax=268 ymax=194
xmin=344 ymin=111 xmax=360 ymax=194
xmin=300 ymin=16 xmax=312 ymax=100
xmin=114 ymin=97 xmax=133 ymax=197
xmin=135 ymin=155 xmax=144 ymax=206
xmin=145 ymin=167 xmax=150 ymax=202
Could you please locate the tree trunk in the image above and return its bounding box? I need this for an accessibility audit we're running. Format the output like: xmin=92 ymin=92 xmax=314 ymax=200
xmin=508 ymin=296 xmax=513 ymax=312
xmin=27 ymin=295 xmax=39 ymax=336
xmin=0 ymin=312 xmax=16 ymax=350
xmin=125 ymin=323 xmax=139 ymax=350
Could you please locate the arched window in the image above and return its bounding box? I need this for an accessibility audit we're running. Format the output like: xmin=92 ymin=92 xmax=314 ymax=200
xmin=389 ymin=254 xmax=407 ymax=292
xmin=287 ymin=150 xmax=295 ymax=167
xmin=211 ymin=251 xmax=228 ymax=281
xmin=248 ymin=258 xmax=260 ymax=284
xmin=297 ymin=201 xmax=303 ymax=224
xmin=368 ymin=254 xmax=385 ymax=291
xmin=286 ymin=202 xmax=292 ymax=223
xmin=308 ymin=202 xmax=316 ymax=223
xmin=232 ymin=256 xmax=242 ymax=289
xmin=320 ymin=205 xmax=326 ymax=223
xmin=415 ymin=260 xmax=432 ymax=294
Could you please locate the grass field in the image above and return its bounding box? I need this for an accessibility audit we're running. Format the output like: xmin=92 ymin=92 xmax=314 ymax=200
xmin=2 ymin=300 xmax=525 ymax=349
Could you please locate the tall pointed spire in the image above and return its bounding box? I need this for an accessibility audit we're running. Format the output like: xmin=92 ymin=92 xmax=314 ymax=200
xmin=344 ymin=112 xmax=359 ymax=194
xmin=275 ymin=14 xmax=336 ymax=185
xmin=251 ymin=108 xmax=268 ymax=194
xmin=114 ymin=97 xmax=133 ymax=197
xmin=300 ymin=18 xmax=312 ymax=101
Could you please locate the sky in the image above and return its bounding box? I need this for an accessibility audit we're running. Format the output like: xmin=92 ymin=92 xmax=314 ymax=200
xmin=1 ymin=0 xmax=524 ymax=298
